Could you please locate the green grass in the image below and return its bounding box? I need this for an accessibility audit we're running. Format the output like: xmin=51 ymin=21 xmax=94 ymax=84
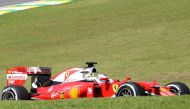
xmin=0 ymin=96 xmax=190 ymax=109
xmin=0 ymin=0 xmax=190 ymax=108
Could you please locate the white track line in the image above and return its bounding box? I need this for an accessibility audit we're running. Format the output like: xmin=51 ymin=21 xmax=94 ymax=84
xmin=0 ymin=0 xmax=72 ymax=15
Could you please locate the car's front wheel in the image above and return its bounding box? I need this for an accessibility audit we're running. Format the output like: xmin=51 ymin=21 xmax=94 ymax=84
xmin=165 ymin=82 xmax=190 ymax=95
xmin=116 ymin=82 xmax=145 ymax=97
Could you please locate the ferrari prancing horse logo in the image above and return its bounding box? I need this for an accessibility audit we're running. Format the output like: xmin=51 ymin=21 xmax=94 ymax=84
xmin=60 ymin=92 xmax=64 ymax=99
xmin=112 ymin=84 xmax=119 ymax=92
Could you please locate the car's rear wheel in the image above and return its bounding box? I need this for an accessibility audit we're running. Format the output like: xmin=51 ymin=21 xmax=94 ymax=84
xmin=165 ymin=82 xmax=190 ymax=95
xmin=0 ymin=86 xmax=30 ymax=100
xmin=116 ymin=82 xmax=145 ymax=97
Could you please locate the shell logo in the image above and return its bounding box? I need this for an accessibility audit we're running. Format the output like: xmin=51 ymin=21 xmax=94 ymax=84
xmin=160 ymin=87 xmax=168 ymax=92
xmin=7 ymin=69 xmax=12 ymax=74
xmin=70 ymin=87 xmax=79 ymax=98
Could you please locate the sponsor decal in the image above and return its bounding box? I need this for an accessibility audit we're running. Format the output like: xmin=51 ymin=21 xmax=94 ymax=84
xmin=9 ymin=71 xmax=23 ymax=74
xmin=65 ymin=71 xmax=70 ymax=78
xmin=8 ymin=80 xmax=15 ymax=85
xmin=7 ymin=74 xmax=27 ymax=80
xmin=88 ymin=87 xmax=93 ymax=94
xmin=60 ymin=92 xmax=64 ymax=99
xmin=160 ymin=87 xmax=168 ymax=92
xmin=27 ymin=67 xmax=41 ymax=74
xmin=48 ymin=86 xmax=53 ymax=92
xmin=7 ymin=69 xmax=12 ymax=74
xmin=70 ymin=87 xmax=79 ymax=98
xmin=51 ymin=92 xmax=59 ymax=99
xmin=64 ymin=70 xmax=76 ymax=81
xmin=112 ymin=84 xmax=119 ymax=93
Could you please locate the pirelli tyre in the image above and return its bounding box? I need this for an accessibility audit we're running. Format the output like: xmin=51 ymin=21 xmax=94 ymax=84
xmin=116 ymin=82 xmax=145 ymax=97
xmin=0 ymin=86 xmax=30 ymax=100
xmin=165 ymin=82 xmax=190 ymax=95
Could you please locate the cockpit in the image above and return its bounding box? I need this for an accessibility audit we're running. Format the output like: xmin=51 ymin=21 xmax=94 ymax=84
xmin=31 ymin=62 xmax=109 ymax=89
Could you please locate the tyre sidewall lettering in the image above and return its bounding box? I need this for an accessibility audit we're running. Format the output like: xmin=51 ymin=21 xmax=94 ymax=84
xmin=10 ymin=88 xmax=18 ymax=100
xmin=166 ymin=84 xmax=181 ymax=95
xmin=2 ymin=87 xmax=11 ymax=93
xmin=125 ymin=84 xmax=136 ymax=96
xmin=1 ymin=87 xmax=18 ymax=100
xmin=117 ymin=83 xmax=136 ymax=96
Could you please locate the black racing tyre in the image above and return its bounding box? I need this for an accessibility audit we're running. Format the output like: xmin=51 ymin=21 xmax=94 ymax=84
xmin=165 ymin=82 xmax=190 ymax=95
xmin=0 ymin=86 xmax=30 ymax=100
xmin=116 ymin=82 xmax=145 ymax=97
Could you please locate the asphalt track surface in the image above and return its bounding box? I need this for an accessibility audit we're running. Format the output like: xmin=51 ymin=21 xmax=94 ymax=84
xmin=0 ymin=0 xmax=38 ymax=7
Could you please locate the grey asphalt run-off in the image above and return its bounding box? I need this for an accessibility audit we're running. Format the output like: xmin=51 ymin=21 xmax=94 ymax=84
xmin=0 ymin=0 xmax=38 ymax=7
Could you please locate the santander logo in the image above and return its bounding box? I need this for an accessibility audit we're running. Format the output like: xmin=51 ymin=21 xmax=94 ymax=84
xmin=7 ymin=74 xmax=27 ymax=80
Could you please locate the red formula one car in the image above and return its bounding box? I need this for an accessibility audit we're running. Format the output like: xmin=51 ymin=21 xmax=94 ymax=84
xmin=0 ymin=62 xmax=189 ymax=100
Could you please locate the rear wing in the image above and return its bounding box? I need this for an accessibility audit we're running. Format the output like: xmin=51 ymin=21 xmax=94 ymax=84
xmin=6 ymin=66 xmax=51 ymax=86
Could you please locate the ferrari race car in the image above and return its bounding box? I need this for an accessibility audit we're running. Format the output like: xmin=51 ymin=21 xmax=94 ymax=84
xmin=0 ymin=62 xmax=189 ymax=100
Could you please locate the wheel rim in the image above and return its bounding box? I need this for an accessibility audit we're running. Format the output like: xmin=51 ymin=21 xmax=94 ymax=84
xmin=170 ymin=87 xmax=180 ymax=95
xmin=2 ymin=91 xmax=15 ymax=100
xmin=118 ymin=88 xmax=133 ymax=97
